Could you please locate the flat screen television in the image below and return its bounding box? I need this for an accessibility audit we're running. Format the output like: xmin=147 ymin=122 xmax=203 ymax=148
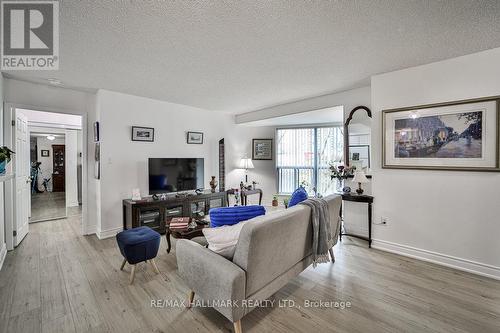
xmin=148 ymin=158 xmax=204 ymax=194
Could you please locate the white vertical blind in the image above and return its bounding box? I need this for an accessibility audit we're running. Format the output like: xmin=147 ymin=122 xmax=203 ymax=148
xmin=277 ymin=126 xmax=343 ymax=196
xmin=316 ymin=127 xmax=344 ymax=195
xmin=276 ymin=128 xmax=314 ymax=167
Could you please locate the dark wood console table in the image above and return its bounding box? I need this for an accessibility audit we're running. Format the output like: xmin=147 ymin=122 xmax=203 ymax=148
xmin=123 ymin=191 xmax=226 ymax=235
xmin=337 ymin=192 xmax=374 ymax=248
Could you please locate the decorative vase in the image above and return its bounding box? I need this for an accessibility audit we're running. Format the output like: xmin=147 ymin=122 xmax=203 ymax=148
xmin=272 ymin=198 xmax=278 ymax=207
xmin=0 ymin=160 xmax=6 ymax=175
xmin=209 ymin=176 xmax=218 ymax=192
xmin=336 ymin=178 xmax=344 ymax=193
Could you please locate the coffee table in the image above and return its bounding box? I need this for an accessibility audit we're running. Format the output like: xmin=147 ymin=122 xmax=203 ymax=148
xmin=166 ymin=218 xmax=209 ymax=253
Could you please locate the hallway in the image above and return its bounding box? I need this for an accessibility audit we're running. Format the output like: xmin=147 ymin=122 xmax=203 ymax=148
xmin=30 ymin=192 xmax=66 ymax=222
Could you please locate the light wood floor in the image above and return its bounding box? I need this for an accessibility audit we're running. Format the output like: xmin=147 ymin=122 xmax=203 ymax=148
xmin=1 ymin=213 xmax=499 ymax=333
xmin=30 ymin=192 xmax=67 ymax=222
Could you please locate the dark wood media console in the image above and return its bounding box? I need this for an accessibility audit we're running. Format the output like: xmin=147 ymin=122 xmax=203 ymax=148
xmin=122 ymin=191 xmax=227 ymax=234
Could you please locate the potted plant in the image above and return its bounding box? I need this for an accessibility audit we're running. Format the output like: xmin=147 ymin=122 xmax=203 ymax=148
xmin=283 ymin=197 xmax=290 ymax=208
xmin=0 ymin=146 xmax=15 ymax=175
xmin=272 ymin=195 xmax=279 ymax=207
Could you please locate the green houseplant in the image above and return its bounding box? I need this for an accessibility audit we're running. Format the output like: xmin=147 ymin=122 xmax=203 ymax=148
xmin=283 ymin=197 xmax=290 ymax=208
xmin=0 ymin=146 xmax=15 ymax=175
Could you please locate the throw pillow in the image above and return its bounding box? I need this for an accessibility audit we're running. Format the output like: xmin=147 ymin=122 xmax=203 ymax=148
xmin=288 ymin=187 xmax=308 ymax=207
xmin=209 ymin=205 xmax=266 ymax=227
xmin=202 ymin=221 xmax=249 ymax=259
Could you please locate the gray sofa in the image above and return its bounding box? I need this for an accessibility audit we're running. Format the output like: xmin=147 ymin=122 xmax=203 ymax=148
xmin=176 ymin=194 xmax=342 ymax=333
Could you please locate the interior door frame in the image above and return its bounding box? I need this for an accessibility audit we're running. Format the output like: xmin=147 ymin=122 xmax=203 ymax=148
xmin=14 ymin=111 xmax=29 ymax=245
xmin=3 ymin=102 xmax=88 ymax=250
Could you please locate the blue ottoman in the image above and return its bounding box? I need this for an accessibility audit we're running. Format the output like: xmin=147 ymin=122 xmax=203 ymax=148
xmin=209 ymin=205 xmax=266 ymax=227
xmin=116 ymin=226 xmax=161 ymax=284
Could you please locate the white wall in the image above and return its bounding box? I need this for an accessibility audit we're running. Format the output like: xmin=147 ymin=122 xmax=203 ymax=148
xmin=77 ymin=130 xmax=83 ymax=204
xmin=4 ymin=78 xmax=96 ymax=234
xmin=65 ymin=130 xmax=79 ymax=207
xmin=236 ymin=86 xmax=370 ymax=124
xmin=4 ymin=79 xmax=92 ymax=113
xmin=96 ymin=90 xmax=276 ymax=237
xmin=18 ymin=109 xmax=82 ymax=128
xmin=371 ymin=47 xmax=500 ymax=279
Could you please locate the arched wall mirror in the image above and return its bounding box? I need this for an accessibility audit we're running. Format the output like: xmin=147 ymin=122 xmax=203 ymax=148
xmin=344 ymin=106 xmax=372 ymax=171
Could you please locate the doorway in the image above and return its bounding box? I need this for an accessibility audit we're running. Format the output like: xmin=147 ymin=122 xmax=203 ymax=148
xmin=26 ymin=114 xmax=83 ymax=224
xmin=3 ymin=104 xmax=87 ymax=249
xmin=29 ymin=131 xmax=69 ymax=222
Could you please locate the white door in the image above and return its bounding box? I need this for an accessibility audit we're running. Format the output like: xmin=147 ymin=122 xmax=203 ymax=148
xmin=14 ymin=112 xmax=30 ymax=246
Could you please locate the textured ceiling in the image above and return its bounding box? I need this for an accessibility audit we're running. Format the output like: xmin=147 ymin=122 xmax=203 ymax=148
xmin=4 ymin=0 xmax=500 ymax=113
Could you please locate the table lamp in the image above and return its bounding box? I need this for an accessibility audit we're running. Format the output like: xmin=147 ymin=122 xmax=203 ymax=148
xmin=239 ymin=158 xmax=254 ymax=183
xmin=352 ymin=171 xmax=369 ymax=195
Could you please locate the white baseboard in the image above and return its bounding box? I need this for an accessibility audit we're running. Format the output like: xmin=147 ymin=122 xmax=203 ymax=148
xmin=96 ymin=226 xmax=123 ymax=240
xmin=0 ymin=243 xmax=7 ymax=272
xmin=372 ymin=239 xmax=500 ymax=281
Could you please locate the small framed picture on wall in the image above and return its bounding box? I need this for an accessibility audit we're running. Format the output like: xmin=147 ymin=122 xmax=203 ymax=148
xmin=132 ymin=126 xmax=155 ymax=142
xmin=41 ymin=150 xmax=50 ymax=157
xmin=252 ymin=139 xmax=273 ymax=160
xmin=187 ymin=131 xmax=204 ymax=144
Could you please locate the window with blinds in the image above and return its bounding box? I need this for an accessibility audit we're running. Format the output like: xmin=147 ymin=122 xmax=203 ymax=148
xmin=276 ymin=126 xmax=343 ymax=196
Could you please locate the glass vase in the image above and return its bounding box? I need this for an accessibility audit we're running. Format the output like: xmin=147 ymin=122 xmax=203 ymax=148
xmin=336 ymin=179 xmax=344 ymax=193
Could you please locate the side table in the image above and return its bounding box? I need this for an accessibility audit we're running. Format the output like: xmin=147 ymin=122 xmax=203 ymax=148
xmin=226 ymin=188 xmax=263 ymax=206
xmin=165 ymin=218 xmax=209 ymax=253
xmin=337 ymin=192 xmax=374 ymax=248
xmin=242 ymin=189 xmax=263 ymax=206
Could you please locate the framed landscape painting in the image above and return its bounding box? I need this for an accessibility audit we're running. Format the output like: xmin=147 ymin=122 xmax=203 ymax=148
xmin=382 ymin=97 xmax=500 ymax=171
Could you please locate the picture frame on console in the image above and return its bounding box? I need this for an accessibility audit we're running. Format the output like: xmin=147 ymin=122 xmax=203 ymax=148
xmin=132 ymin=126 xmax=155 ymax=142
xmin=382 ymin=96 xmax=500 ymax=171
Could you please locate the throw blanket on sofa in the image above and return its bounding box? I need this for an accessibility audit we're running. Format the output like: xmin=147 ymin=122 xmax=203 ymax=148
xmin=299 ymin=198 xmax=334 ymax=267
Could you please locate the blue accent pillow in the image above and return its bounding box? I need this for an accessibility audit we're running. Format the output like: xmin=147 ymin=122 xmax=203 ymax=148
xmin=288 ymin=187 xmax=308 ymax=208
xmin=209 ymin=205 xmax=266 ymax=228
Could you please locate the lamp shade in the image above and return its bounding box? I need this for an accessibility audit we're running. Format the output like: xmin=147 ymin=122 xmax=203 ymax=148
xmin=239 ymin=158 xmax=254 ymax=169
xmin=352 ymin=171 xmax=369 ymax=184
